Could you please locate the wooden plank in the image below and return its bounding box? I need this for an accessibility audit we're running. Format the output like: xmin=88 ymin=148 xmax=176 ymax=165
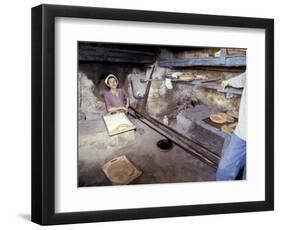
xmin=79 ymin=47 xmax=156 ymax=63
xmin=158 ymin=55 xmax=246 ymax=67
xmin=136 ymin=65 xmax=156 ymax=112
xmin=103 ymin=113 xmax=136 ymax=136
xmin=227 ymin=48 xmax=246 ymax=55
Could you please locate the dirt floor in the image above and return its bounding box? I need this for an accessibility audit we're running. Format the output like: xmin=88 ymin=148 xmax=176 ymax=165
xmin=78 ymin=116 xmax=216 ymax=187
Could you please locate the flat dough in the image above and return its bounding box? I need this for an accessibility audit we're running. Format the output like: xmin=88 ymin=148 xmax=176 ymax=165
xmin=210 ymin=112 xmax=235 ymax=124
xmin=221 ymin=125 xmax=234 ymax=134
xmin=179 ymin=74 xmax=195 ymax=81
xmin=226 ymin=110 xmax=239 ymax=119
xmin=218 ymin=112 xmax=235 ymax=123
xmin=210 ymin=113 xmax=227 ymax=124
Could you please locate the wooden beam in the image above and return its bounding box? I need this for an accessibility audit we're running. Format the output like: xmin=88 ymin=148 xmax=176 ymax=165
xmin=136 ymin=65 xmax=155 ymax=112
xmin=158 ymin=55 xmax=246 ymax=67
xmin=79 ymin=47 xmax=156 ymax=63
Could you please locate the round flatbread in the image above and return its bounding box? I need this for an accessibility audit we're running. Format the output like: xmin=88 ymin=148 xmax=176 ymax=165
xmin=210 ymin=113 xmax=226 ymax=124
xmin=221 ymin=125 xmax=234 ymax=134
xmin=226 ymin=110 xmax=239 ymax=119
xmin=179 ymin=74 xmax=195 ymax=81
xmin=218 ymin=112 xmax=235 ymax=123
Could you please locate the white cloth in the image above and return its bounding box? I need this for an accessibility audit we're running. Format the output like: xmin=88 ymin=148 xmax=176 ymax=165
xmin=227 ymin=72 xmax=247 ymax=141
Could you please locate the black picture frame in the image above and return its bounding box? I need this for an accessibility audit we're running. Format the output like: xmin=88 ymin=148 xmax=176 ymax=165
xmin=31 ymin=4 xmax=274 ymax=225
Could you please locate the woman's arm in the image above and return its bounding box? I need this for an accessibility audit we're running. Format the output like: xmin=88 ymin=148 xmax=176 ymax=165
xmin=108 ymin=106 xmax=127 ymax=113
xmin=125 ymin=96 xmax=129 ymax=109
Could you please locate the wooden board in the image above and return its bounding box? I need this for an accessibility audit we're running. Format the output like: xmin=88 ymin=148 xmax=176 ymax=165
xmin=103 ymin=112 xmax=136 ymax=136
xmin=102 ymin=155 xmax=142 ymax=185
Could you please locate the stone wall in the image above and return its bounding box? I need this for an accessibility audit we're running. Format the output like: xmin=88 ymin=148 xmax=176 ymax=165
xmin=78 ymin=72 xmax=107 ymax=121
xmin=77 ymin=49 xmax=245 ymax=123
xmin=145 ymin=67 xmax=244 ymax=121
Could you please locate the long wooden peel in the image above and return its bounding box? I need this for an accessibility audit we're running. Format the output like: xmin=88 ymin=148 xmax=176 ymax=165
xmin=140 ymin=77 xmax=220 ymax=84
xmin=129 ymin=106 xmax=220 ymax=168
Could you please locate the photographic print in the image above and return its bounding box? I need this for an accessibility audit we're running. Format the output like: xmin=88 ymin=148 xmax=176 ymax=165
xmin=32 ymin=4 xmax=273 ymax=225
xmin=77 ymin=42 xmax=247 ymax=187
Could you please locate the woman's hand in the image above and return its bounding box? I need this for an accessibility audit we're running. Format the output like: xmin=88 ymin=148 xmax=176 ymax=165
xmin=121 ymin=106 xmax=128 ymax=113
xmin=108 ymin=107 xmax=128 ymax=114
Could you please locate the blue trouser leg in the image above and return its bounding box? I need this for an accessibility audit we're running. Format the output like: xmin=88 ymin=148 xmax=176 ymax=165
xmin=216 ymin=134 xmax=246 ymax=181
xmin=242 ymin=165 xmax=246 ymax=179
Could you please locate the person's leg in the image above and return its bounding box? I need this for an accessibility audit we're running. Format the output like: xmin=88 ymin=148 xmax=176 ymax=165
xmin=216 ymin=134 xmax=246 ymax=181
xmin=242 ymin=165 xmax=246 ymax=180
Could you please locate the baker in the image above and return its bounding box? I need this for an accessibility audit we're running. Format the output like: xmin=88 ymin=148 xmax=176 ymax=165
xmin=216 ymin=72 xmax=247 ymax=181
xmin=104 ymin=74 xmax=129 ymax=113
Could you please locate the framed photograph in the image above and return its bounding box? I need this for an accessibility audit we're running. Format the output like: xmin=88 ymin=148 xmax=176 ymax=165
xmin=31 ymin=4 xmax=274 ymax=225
